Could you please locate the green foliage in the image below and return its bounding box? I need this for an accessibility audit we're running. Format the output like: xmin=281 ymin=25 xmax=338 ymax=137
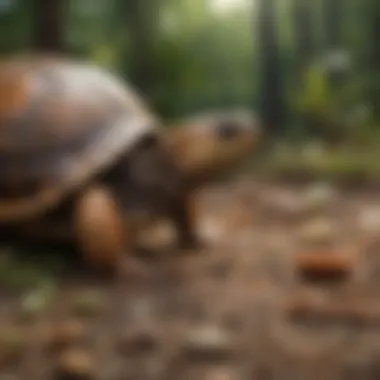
xmin=0 ymin=252 xmax=57 ymax=291
xmin=146 ymin=0 xmax=254 ymax=116
xmin=260 ymin=140 xmax=380 ymax=183
xmin=0 ymin=0 xmax=378 ymax=130
xmin=293 ymin=65 xmax=333 ymax=114
xmin=0 ymin=0 xmax=33 ymax=53
xmin=291 ymin=53 xmax=375 ymax=144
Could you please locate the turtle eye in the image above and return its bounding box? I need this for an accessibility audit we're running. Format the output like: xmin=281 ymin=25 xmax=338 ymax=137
xmin=217 ymin=120 xmax=241 ymax=140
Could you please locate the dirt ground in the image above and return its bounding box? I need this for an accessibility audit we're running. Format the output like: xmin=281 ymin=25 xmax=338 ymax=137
xmin=2 ymin=178 xmax=380 ymax=380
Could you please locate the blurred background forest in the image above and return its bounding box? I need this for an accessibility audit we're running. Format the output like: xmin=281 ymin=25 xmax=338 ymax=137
xmin=0 ymin=0 xmax=379 ymax=179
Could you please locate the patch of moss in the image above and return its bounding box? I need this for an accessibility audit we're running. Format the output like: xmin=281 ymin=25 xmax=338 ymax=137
xmin=0 ymin=249 xmax=59 ymax=292
xmin=257 ymin=143 xmax=380 ymax=184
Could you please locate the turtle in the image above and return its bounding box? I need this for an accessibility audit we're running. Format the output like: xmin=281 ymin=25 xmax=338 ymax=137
xmin=0 ymin=55 xmax=260 ymax=274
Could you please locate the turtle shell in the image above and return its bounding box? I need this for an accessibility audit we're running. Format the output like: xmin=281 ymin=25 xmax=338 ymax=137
xmin=0 ymin=55 xmax=159 ymax=222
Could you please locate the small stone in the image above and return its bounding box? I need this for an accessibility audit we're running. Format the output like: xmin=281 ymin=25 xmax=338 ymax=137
xmin=44 ymin=320 xmax=86 ymax=351
xmin=55 ymin=349 xmax=94 ymax=380
xmin=198 ymin=217 xmax=224 ymax=242
xmin=182 ymin=324 xmax=236 ymax=360
xmin=296 ymin=251 xmax=354 ymax=283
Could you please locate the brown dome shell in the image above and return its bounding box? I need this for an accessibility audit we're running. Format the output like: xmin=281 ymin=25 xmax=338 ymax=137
xmin=0 ymin=55 xmax=159 ymax=222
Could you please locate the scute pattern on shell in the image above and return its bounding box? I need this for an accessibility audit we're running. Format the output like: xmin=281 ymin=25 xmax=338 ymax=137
xmin=0 ymin=55 xmax=159 ymax=222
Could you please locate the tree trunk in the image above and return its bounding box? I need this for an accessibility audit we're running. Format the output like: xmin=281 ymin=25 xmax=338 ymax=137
xmin=256 ymin=0 xmax=286 ymax=135
xmin=32 ymin=0 xmax=67 ymax=53
xmin=322 ymin=0 xmax=342 ymax=51
xmin=123 ymin=0 xmax=160 ymax=103
xmin=292 ymin=0 xmax=315 ymax=72
xmin=367 ymin=0 xmax=380 ymax=120
xmin=321 ymin=0 xmax=346 ymax=91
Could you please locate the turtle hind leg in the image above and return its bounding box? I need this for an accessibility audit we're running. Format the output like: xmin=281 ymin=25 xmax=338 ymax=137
xmin=73 ymin=185 xmax=128 ymax=275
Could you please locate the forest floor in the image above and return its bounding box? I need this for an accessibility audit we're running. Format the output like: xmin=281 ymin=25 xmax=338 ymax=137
xmin=1 ymin=177 xmax=380 ymax=379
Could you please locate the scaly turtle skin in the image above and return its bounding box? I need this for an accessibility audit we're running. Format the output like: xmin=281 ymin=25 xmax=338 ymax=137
xmin=0 ymin=55 xmax=260 ymax=273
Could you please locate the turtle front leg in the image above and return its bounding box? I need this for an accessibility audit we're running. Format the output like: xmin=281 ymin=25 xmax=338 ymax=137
xmin=170 ymin=192 xmax=204 ymax=250
xmin=73 ymin=185 xmax=142 ymax=276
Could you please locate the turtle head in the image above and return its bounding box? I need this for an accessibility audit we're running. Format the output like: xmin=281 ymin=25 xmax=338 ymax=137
xmin=163 ymin=109 xmax=261 ymax=184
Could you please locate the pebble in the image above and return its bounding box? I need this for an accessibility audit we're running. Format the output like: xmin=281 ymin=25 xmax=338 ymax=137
xmin=182 ymin=323 xmax=237 ymax=360
xmin=296 ymin=251 xmax=354 ymax=283
xmin=55 ymin=349 xmax=94 ymax=380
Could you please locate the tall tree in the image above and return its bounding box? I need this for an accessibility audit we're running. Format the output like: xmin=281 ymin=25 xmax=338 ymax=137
xmin=321 ymin=0 xmax=347 ymax=91
xmin=292 ymin=0 xmax=315 ymax=72
xmin=32 ymin=0 xmax=67 ymax=53
xmin=366 ymin=0 xmax=380 ymax=120
xmin=290 ymin=0 xmax=317 ymax=139
xmin=121 ymin=0 xmax=160 ymax=103
xmin=0 ymin=0 xmax=32 ymax=54
xmin=256 ymin=0 xmax=286 ymax=134
xmin=322 ymin=0 xmax=342 ymax=51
